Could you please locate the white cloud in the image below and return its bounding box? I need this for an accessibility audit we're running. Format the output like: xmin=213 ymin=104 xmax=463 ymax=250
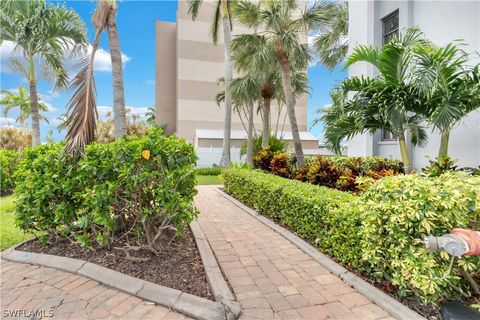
xmin=0 ymin=117 xmax=17 ymax=127
xmin=42 ymin=101 xmax=58 ymax=113
xmin=0 ymin=41 xmax=21 ymax=72
xmin=1 ymin=40 xmax=131 ymax=74
xmin=97 ymin=106 xmax=113 ymax=116
xmin=126 ymin=107 xmax=149 ymax=116
xmin=87 ymin=45 xmax=131 ymax=72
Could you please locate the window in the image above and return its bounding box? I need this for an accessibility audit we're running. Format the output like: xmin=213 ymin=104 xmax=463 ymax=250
xmin=382 ymin=10 xmax=399 ymax=44
xmin=382 ymin=129 xmax=396 ymax=141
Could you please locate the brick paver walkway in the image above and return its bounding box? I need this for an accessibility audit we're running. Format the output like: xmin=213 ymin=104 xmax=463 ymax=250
xmin=195 ymin=186 xmax=396 ymax=320
xmin=0 ymin=260 xmax=189 ymax=320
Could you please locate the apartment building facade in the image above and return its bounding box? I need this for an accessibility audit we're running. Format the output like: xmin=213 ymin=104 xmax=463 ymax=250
xmin=155 ymin=1 xmax=315 ymax=166
xmin=347 ymin=0 xmax=480 ymax=169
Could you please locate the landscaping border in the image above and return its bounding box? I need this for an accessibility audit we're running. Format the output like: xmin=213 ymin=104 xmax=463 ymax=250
xmin=1 ymin=222 xmax=241 ymax=320
xmin=215 ymin=187 xmax=425 ymax=320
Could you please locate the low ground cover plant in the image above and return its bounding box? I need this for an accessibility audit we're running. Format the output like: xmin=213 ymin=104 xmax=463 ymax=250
xmin=223 ymin=169 xmax=480 ymax=306
xmin=14 ymin=129 xmax=197 ymax=260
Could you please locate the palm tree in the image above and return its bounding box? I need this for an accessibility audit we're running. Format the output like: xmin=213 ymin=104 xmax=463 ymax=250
xmin=313 ymin=1 xmax=348 ymax=69
xmin=231 ymin=34 xmax=281 ymax=148
xmin=64 ymin=0 xmax=128 ymax=153
xmin=1 ymin=87 xmax=50 ymax=126
xmin=216 ymin=76 xmax=259 ymax=166
xmin=322 ymin=28 xmax=430 ymax=173
xmin=235 ymin=0 xmax=333 ymax=168
xmin=413 ymin=43 xmax=480 ymax=157
xmin=105 ymin=0 xmax=127 ymax=139
xmin=0 ymin=0 xmax=87 ymax=147
xmin=187 ymin=0 xmax=235 ymax=168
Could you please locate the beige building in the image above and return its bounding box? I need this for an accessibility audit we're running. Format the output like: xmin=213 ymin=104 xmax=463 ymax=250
xmin=155 ymin=1 xmax=317 ymax=165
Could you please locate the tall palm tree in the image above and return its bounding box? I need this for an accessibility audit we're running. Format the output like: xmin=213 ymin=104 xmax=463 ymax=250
xmin=187 ymin=0 xmax=235 ymax=168
xmin=413 ymin=43 xmax=480 ymax=157
xmin=106 ymin=0 xmax=127 ymax=139
xmin=235 ymin=0 xmax=333 ymax=168
xmin=65 ymin=0 xmax=128 ymax=153
xmin=216 ymin=76 xmax=259 ymax=166
xmin=0 ymin=0 xmax=87 ymax=147
xmin=313 ymin=1 xmax=348 ymax=70
xmin=322 ymin=28 xmax=430 ymax=172
xmin=1 ymin=87 xmax=49 ymax=127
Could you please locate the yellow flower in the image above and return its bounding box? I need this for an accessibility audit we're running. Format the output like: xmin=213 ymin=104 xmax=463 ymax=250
xmin=141 ymin=150 xmax=151 ymax=160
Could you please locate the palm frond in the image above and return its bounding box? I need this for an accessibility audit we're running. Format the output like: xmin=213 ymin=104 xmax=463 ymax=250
xmin=187 ymin=0 xmax=203 ymax=20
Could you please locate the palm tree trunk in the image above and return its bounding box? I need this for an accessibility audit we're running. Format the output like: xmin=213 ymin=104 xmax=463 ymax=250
xmin=247 ymin=101 xmax=254 ymax=166
xmin=278 ymin=60 xmax=304 ymax=168
xmin=398 ymin=133 xmax=412 ymax=173
xmin=220 ymin=15 xmax=232 ymax=168
xmin=28 ymin=55 xmax=40 ymax=147
xmin=106 ymin=6 xmax=127 ymax=140
xmin=438 ymin=132 xmax=449 ymax=158
xmin=262 ymin=97 xmax=271 ymax=147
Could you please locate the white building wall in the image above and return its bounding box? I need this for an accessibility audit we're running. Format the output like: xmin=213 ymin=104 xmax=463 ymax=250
xmin=347 ymin=0 xmax=480 ymax=169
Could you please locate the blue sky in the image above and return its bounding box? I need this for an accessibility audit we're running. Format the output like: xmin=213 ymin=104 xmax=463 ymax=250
xmin=0 ymin=0 xmax=346 ymax=142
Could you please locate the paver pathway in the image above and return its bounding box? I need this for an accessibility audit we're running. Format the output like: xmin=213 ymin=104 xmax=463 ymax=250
xmin=0 ymin=259 xmax=189 ymax=320
xmin=195 ymin=185 xmax=396 ymax=320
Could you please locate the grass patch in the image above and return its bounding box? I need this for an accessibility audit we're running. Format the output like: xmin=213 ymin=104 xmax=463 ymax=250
xmin=0 ymin=195 xmax=32 ymax=251
xmin=197 ymin=175 xmax=222 ymax=185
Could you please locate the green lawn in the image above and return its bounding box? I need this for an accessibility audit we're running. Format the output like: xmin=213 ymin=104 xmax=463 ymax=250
xmin=197 ymin=175 xmax=222 ymax=185
xmin=0 ymin=195 xmax=32 ymax=251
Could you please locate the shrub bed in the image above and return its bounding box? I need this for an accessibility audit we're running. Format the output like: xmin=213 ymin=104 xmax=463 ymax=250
xmin=0 ymin=149 xmax=21 ymax=194
xmin=223 ymin=169 xmax=480 ymax=306
xmin=253 ymin=149 xmax=404 ymax=192
xmin=14 ymin=129 xmax=198 ymax=259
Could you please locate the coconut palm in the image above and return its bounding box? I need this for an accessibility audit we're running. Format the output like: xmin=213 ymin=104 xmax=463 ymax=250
xmin=0 ymin=0 xmax=87 ymax=146
xmin=1 ymin=87 xmax=50 ymax=126
xmin=65 ymin=0 xmax=128 ymax=153
xmin=235 ymin=0 xmax=333 ymax=168
xmin=413 ymin=43 xmax=480 ymax=157
xmin=312 ymin=1 xmax=348 ymax=70
xmin=187 ymin=0 xmax=235 ymax=168
xmin=216 ymin=76 xmax=259 ymax=166
xmin=322 ymin=28 xmax=430 ymax=172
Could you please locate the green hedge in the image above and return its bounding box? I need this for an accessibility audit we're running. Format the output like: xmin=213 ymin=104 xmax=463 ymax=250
xmin=194 ymin=167 xmax=222 ymax=176
xmin=15 ymin=129 xmax=198 ymax=250
xmin=0 ymin=149 xmax=21 ymax=194
xmin=222 ymin=169 xmax=356 ymax=254
xmin=223 ymin=169 xmax=480 ymax=304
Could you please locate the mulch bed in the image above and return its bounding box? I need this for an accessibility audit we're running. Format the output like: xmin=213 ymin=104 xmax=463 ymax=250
xmin=17 ymin=227 xmax=213 ymax=300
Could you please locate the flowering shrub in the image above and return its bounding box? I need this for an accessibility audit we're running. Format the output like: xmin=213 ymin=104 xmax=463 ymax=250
xmin=15 ymin=129 xmax=197 ymax=258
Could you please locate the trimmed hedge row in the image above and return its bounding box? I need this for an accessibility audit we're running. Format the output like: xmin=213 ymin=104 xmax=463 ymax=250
xmin=223 ymin=169 xmax=480 ymax=304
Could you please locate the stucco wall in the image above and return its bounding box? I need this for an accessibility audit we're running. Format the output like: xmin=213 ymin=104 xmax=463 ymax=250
xmin=156 ymin=1 xmax=309 ymax=143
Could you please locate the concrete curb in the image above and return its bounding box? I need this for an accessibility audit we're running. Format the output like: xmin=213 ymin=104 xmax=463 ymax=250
xmin=1 ymin=233 xmax=238 ymax=320
xmin=215 ymin=187 xmax=426 ymax=320
xmin=190 ymin=220 xmax=242 ymax=320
